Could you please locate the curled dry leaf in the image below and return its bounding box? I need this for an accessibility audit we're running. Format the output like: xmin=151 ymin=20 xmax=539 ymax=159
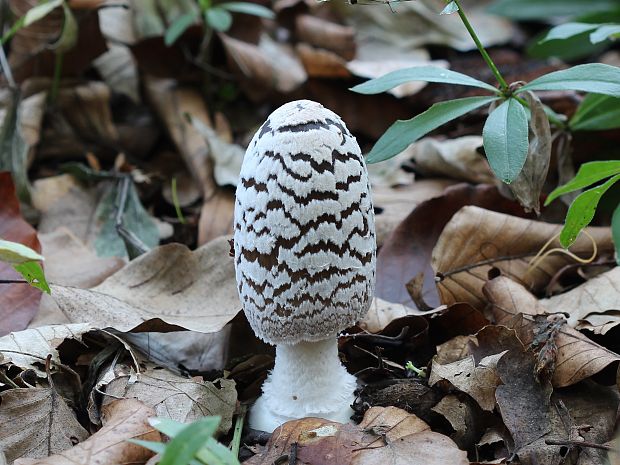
xmin=484 ymin=276 xmax=620 ymax=387
xmin=296 ymin=43 xmax=351 ymax=79
xmin=377 ymin=184 xmax=529 ymax=310
xmin=295 ymin=15 xmax=356 ymax=60
xmin=0 ymin=387 xmax=89 ymax=463
xmin=506 ymin=92 xmax=552 ymax=214
xmin=541 ymin=266 xmax=620 ymax=333
xmin=100 ymin=365 xmax=237 ymax=435
xmin=432 ymin=206 xmax=612 ymax=309
xmin=51 ymin=237 xmax=240 ymax=333
xmin=429 ymin=352 xmax=505 ymax=411
xmin=221 ymin=33 xmax=307 ymax=98
xmin=431 ymin=395 xmax=483 ymax=451
xmin=244 ymin=406 xmax=467 ymax=465
xmin=14 ymin=398 xmax=160 ymax=465
xmin=360 ymin=297 xmax=426 ymax=334
xmin=408 ymin=136 xmax=495 ymax=184
xmin=0 ymin=323 xmax=92 ymax=376
xmin=0 ymin=173 xmax=43 ymax=335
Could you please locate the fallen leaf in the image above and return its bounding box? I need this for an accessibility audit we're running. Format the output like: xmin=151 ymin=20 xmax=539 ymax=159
xmin=432 ymin=206 xmax=612 ymax=309
xmin=431 ymin=394 xmax=486 ymax=451
xmin=484 ymin=276 xmax=620 ymax=388
xmin=376 ymin=184 xmax=529 ymax=309
xmin=295 ymin=14 xmax=355 ymax=60
xmin=197 ymin=188 xmax=236 ymax=246
xmin=0 ymin=172 xmax=42 ymax=335
xmin=13 ymin=398 xmax=160 ymax=465
xmin=541 ymin=267 xmax=620 ymax=332
xmin=92 ymin=43 xmax=140 ymax=103
xmin=360 ymin=297 xmax=424 ymax=334
xmin=296 ymin=43 xmax=351 ymax=78
xmin=0 ymin=387 xmax=89 ymax=463
xmin=0 ymin=323 xmax=92 ymax=376
xmin=51 ymin=237 xmax=240 ymax=333
xmin=429 ymin=352 xmax=505 ymax=411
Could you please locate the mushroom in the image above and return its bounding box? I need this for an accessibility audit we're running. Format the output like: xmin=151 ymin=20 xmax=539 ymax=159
xmin=234 ymin=100 xmax=376 ymax=432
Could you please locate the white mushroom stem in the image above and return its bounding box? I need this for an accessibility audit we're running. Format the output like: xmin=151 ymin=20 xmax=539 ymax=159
xmin=249 ymin=338 xmax=357 ymax=432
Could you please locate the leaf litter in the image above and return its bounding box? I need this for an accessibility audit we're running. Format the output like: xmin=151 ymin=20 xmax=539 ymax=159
xmin=1 ymin=0 xmax=620 ymax=464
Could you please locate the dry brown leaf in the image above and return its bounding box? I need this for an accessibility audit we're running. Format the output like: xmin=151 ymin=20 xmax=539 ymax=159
xmin=101 ymin=365 xmax=236 ymax=435
xmin=0 ymin=173 xmax=43 ymax=334
xmin=14 ymin=398 xmax=160 ymax=465
xmin=0 ymin=323 xmax=92 ymax=376
xmin=372 ymin=179 xmax=456 ymax=247
xmin=432 ymin=206 xmax=612 ymax=309
xmin=295 ymin=14 xmax=355 ymax=60
xmin=429 ymin=352 xmax=505 ymax=411
xmin=541 ymin=267 xmax=620 ymax=333
xmin=296 ymin=43 xmax=351 ymax=79
xmin=145 ymin=78 xmax=214 ymax=195
xmin=484 ymin=277 xmax=620 ymax=387
xmin=221 ymin=33 xmax=306 ymax=98
xmin=507 ymin=92 xmax=552 ymax=214
xmin=245 ymin=406 xmax=467 ymax=465
xmin=51 ymin=237 xmax=240 ymax=333
xmin=377 ymin=184 xmax=530 ymax=310
xmin=360 ymin=297 xmax=425 ymax=334
xmin=408 ymin=136 xmax=495 ymax=184
xmin=0 ymin=387 xmax=89 ymax=463
xmin=431 ymin=395 xmax=484 ymax=450
xmin=93 ymin=44 xmax=140 ymax=103
xmin=198 ymin=189 xmax=235 ymax=246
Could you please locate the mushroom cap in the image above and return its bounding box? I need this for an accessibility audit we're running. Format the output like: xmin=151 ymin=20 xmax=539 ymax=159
xmin=234 ymin=100 xmax=376 ymax=345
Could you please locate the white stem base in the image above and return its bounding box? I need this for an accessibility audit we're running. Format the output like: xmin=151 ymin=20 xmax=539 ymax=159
xmin=249 ymin=338 xmax=357 ymax=432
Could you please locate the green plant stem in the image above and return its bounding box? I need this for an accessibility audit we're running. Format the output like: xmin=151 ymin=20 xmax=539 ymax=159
xmin=451 ymin=0 xmax=509 ymax=93
xmin=229 ymin=404 xmax=247 ymax=459
xmin=50 ymin=51 xmax=64 ymax=103
xmin=171 ymin=177 xmax=187 ymax=224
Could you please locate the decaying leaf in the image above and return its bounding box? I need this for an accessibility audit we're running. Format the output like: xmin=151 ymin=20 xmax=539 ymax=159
xmin=13 ymin=398 xmax=160 ymax=465
xmin=295 ymin=14 xmax=356 ymax=60
xmin=0 ymin=323 xmax=92 ymax=376
xmin=52 ymin=237 xmax=240 ymax=333
xmin=245 ymin=406 xmax=467 ymax=465
xmin=432 ymin=206 xmax=612 ymax=309
xmin=0 ymin=387 xmax=89 ymax=463
xmin=100 ymin=365 xmax=236 ymax=435
xmin=0 ymin=173 xmax=43 ymax=335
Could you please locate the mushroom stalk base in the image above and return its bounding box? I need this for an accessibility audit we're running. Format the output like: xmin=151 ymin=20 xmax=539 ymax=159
xmin=249 ymin=338 xmax=357 ymax=432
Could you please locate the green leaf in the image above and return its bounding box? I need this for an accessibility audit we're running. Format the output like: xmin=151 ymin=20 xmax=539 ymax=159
xmin=482 ymin=98 xmax=529 ymax=184
xmin=158 ymin=417 xmax=221 ymax=465
xmin=529 ymin=28 xmax=609 ymax=61
xmin=13 ymin=261 xmax=50 ymax=294
xmin=539 ymin=22 xmax=599 ymax=43
xmin=366 ymin=96 xmax=498 ymax=164
xmin=23 ymin=0 xmax=63 ymax=27
xmin=197 ymin=437 xmax=241 ymax=465
xmin=51 ymin=2 xmax=78 ymax=53
xmin=612 ymin=203 xmax=620 ymax=265
xmin=560 ymin=174 xmax=620 ymax=248
xmin=440 ymin=1 xmax=459 ymax=15
xmin=219 ymin=2 xmax=275 ymax=19
xmin=0 ymin=91 xmax=31 ymax=203
xmin=518 ymin=64 xmax=620 ymax=97
xmin=205 ymin=7 xmax=233 ymax=32
xmin=487 ymin=0 xmax=617 ymax=20
xmin=0 ymin=239 xmax=44 ymax=264
xmin=590 ymin=24 xmax=620 ymax=43
xmin=545 ymin=161 xmax=620 ymax=205
xmin=165 ymin=12 xmax=199 ymax=46
xmin=350 ymin=66 xmax=498 ymax=95
xmin=127 ymin=439 xmax=167 ymax=455
xmin=569 ymin=94 xmax=620 ymax=131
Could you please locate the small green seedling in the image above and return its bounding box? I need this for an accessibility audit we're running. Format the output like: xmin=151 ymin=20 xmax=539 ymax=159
xmin=0 ymin=239 xmax=50 ymax=293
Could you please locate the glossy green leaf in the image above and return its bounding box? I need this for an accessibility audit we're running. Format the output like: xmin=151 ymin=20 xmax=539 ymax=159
xmin=351 ymin=66 xmax=497 ymax=95
xmin=13 ymin=261 xmax=50 ymax=294
xmin=205 ymin=7 xmax=233 ymax=32
xmin=518 ymin=64 xmax=620 ymax=97
xmin=590 ymin=24 xmax=620 ymax=43
xmin=23 ymin=0 xmax=63 ymax=27
xmin=0 ymin=239 xmax=43 ymax=264
xmin=219 ymin=2 xmax=275 ymax=18
xmin=539 ymin=22 xmax=598 ymax=42
xmin=545 ymin=160 xmax=620 ymax=205
xmin=612 ymin=203 xmax=620 ymax=265
xmin=440 ymin=1 xmax=459 ymax=15
xmin=165 ymin=12 xmax=199 ymax=46
xmin=366 ymin=96 xmax=498 ymax=164
xmin=569 ymin=94 xmax=620 ymax=131
xmin=158 ymin=417 xmax=221 ymax=465
xmin=560 ymin=174 xmax=620 ymax=247
xmin=487 ymin=0 xmax=617 ymax=20
xmin=482 ymin=98 xmax=529 ymax=184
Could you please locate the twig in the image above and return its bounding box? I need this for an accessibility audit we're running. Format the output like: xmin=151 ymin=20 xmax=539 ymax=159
xmin=545 ymin=438 xmax=614 ymax=451
xmin=288 ymin=442 xmax=298 ymax=465
xmin=0 ymin=44 xmax=16 ymax=88
xmin=0 ymin=279 xmax=29 ymax=284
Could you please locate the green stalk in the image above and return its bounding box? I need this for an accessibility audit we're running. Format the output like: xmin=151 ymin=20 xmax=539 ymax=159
xmin=450 ymin=0 xmax=509 ymax=93
xmin=50 ymin=51 xmax=64 ymax=103
xmin=229 ymin=404 xmax=247 ymax=459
